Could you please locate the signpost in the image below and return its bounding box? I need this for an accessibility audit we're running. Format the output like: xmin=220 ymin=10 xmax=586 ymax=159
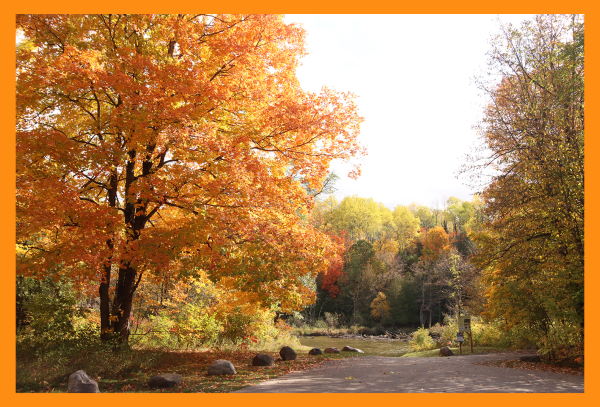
xmin=458 ymin=315 xmax=473 ymax=354
xmin=458 ymin=316 xmax=471 ymax=332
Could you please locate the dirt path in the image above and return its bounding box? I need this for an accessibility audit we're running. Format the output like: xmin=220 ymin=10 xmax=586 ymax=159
xmin=234 ymin=352 xmax=584 ymax=393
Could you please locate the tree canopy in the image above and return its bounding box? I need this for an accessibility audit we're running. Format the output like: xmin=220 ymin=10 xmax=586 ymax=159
xmin=465 ymin=14 xmax=584 ymax=359
xmin=16 ymin=14 xmax=364 ymax=342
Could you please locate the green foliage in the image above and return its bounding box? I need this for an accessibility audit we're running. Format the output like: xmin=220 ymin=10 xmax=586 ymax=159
xmin=444 ymin=197 xmax=473 ymax=234
xmin=384 ymin=273 xmax=420 ymax=326
xmin=314 ymin=318 xmax=328 ymax=330
xmin=466 ymin=14 xmax=584 ymax=365
xmin=392 ymin=205 xmax=420 ymax=252
xmin=434 ymin=316 xmax=506 ymax=348
xmin=410 ymin=327 xmax=437 ymax=352
xmin=322 ymin=196 xmax=393 ymax=243
xmin=16 ymin=275 xmax=84 ymax=352
xmin=413 ymin=205 xmax=435 ymax=230
xmin=17 ymin=337 xmax=164 ymax=392
xmin=346 ymin=240 xmax=375 ymax=271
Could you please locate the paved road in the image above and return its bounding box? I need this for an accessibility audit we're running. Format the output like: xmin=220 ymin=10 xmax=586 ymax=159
xmin=234 ymin=352 xmax=584 ymax=393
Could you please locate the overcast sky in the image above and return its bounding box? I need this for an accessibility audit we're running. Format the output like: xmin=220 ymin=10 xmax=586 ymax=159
xmin=284 ymin=14 xmax=535 ymax=210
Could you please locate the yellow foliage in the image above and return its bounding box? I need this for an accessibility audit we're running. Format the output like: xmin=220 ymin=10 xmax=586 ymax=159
xmin=370 ymin=292 xmax=391 ymax=321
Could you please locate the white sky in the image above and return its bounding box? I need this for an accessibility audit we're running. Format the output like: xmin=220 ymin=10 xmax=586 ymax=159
xmin=284 ymin=14 xmax=536 ymax=210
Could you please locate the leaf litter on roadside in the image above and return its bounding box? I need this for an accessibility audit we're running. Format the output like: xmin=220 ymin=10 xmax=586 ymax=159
xmin=472 ymin=359 xmax=583 ymax=376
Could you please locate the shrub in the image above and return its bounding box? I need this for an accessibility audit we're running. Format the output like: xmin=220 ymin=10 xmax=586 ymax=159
xmin=16 ymin=275 xmax=87 ymax=356
xmin=324 ymin=312 xmax=340 ymax=333
xmin=314 ymin=318 xmax=328 ymax=330
xmin=410 ymin=326 xmax=436 ymax=352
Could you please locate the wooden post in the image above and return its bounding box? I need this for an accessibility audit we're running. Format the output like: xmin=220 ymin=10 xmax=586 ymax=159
xmin=458 ymin=310 xmax=462 ymax=355
xmin=469 ymin=332 xmax=473 ymax=353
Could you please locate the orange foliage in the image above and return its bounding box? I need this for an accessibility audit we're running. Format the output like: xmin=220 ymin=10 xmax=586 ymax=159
xmin=16 ymin=14 xmax=364 ymax=340
xmin=319 ymin=231 xmax=351 ymax=298
xmin=420 ymin=226 xmax=450 ymax=263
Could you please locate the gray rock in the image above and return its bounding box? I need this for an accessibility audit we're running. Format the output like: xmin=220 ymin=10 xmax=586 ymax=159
xmin=519 ymin=355 xmax=542 ymax=363
xmin=308 ymin=348 xmax=323 ymax=355
xmin=279 ymin=346 xmax=297 ymax=361
xmin=439 ymin=347 xmax=454 ymax=357
xmin=148 ymin=373 xmax=181 ymax=389
xmin=341 ymin=346 xmax=364 ymax=353
xmin=67 ymin=370 xmax=100 ymax=393
xmin=252 ymin=353 xmax=275 ymax=366
xmin=324 ymin=347 xmax=340 ymax=354
xmin=207 ymin=359 xmax=237 ymax=375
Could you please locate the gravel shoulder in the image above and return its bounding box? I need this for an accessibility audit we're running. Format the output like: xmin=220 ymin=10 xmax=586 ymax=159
xmin=234 ymin=352 xmax=584 ymax=393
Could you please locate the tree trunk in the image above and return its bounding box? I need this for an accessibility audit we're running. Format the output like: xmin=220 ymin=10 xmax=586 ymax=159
xmin=428 ymin=308 xmax=432 ymax=328
xmin=100 ymin=258 xmax=140 ymax=345
xmin=99 ymin=259 xmax=112 ymax=341
xmin=98 ymin=158 xmax=150 ymax=345
xmin=112 ymin=264 xmax=139 ymax=343
xmin=419 ymin=281 xmax=426 ymax=326
xmin=428 ymin=284 xmax=432 ymax=328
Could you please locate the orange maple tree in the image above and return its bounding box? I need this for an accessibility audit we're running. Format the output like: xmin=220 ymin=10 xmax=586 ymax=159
xmin=420 ymin=227 xmax=450 ymax=263
xmin=16 ymin=14 xmax=364 ymax=342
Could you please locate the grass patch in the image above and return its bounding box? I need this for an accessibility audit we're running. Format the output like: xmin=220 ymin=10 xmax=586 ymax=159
xmin=401 ymin=346 xmax=510 ymax=358
xmin=17 ymin=347 xmax=363 ymax=393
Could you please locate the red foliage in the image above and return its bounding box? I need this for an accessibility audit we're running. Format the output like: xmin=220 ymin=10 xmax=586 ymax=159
xmin=321 ymin=257 xmax=344 ymax=297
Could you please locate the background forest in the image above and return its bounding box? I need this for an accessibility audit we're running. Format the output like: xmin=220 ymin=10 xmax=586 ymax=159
xmin=16 ymin=14 xmax=584 ymax=390
xmin=301 ymin=193 xmax=485 ymax=330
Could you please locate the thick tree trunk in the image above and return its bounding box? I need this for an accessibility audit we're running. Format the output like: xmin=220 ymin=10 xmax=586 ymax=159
xmin=98 ymin=160 xmax=149 ymax=345
xmin=111 ymin=264 xmax=138 ymax=343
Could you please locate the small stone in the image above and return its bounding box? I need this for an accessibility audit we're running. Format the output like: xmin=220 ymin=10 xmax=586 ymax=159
xmin=252 ymin=353 xmax=275 ymax=366
xmin=280 ymin=346 xmax=297 ymax=361
xmin=341 ymin=346 xmax=364 ymax=353
xmin=67 ymin=370 xmax=100 ymax=393
xmin=324 ymin=347 xmax=340 ymax=354
xmin=148 ymin=373 xmax=181 ymax=389
xmin=308 ymin=348 xmax=323 ymax=355
xmin=439 ymin=347 xmax=454 ymax=357
xmin=207 ymin=359 xmax=236 ymax=375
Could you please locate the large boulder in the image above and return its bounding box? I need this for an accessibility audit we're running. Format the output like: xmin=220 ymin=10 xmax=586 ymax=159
xmin=341 ymin=346 xmax=364 ymax=353
xmin=252 ymin=353 xmax=275 ymax=366
xmin=207 ymin=359 xmax=237 ymax=376
xmin=279 ymin=346 xmax=297 ymax=361
xmin=308 ymin=348 xmax=323 ymax=356
xmin=148 ymin=374 xmax=181 ymax=389
xmin=439 ymin=347 xmax=454 ymax=357
xmin=67 ymin=370 xmax=100 ymax=393
xmin=324 ymin=347 xmax=340 ymax=354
